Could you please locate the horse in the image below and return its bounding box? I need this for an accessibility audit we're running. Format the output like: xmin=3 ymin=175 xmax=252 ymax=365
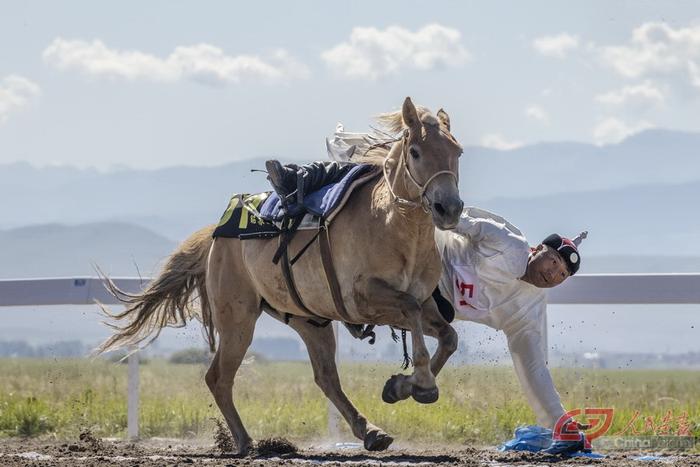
xmin=98 ymin=97 xmax=464 ymax=455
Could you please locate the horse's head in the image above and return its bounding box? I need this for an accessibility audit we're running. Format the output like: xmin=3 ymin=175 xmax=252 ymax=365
xmin=400 ymin=97 xmax=463 ymax=230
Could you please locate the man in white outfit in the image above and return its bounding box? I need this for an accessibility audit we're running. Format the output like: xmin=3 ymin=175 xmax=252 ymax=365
xmin=433 ymin=206 xmax=586 ymax=430
xmin=263 ymin=125 xmax=588 ymax=448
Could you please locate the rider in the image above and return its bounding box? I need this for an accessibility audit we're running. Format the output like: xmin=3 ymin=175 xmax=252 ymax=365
xmin=264 ymin=138 xmax=588 ymax=452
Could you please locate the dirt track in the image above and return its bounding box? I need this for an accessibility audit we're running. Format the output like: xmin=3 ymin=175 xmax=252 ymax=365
xmin=1 ymin=437 xmax=699 ymax=466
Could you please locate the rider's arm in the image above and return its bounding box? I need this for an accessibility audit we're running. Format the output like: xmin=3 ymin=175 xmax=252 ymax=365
xmin=453 ymin=213 xmax=503 ymax=241
xmin=503 ymin=302 xmax=566 ymax=429
xmin=451 ymin=208 xmax=527 ymax=256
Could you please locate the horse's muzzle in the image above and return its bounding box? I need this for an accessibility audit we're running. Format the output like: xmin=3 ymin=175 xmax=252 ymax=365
xmin=432 ymin=197 xmax=463 ymax=230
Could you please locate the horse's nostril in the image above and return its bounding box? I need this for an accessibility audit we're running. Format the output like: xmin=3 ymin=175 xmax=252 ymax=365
xmin=434 ymin=203 xmax=446 ymax=216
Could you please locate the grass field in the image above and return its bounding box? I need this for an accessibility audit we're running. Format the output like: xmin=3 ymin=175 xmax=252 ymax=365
xmin=0 ymin=358 xmax=698 ymax=445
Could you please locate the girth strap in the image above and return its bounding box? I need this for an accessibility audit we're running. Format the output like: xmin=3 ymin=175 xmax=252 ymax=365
xmin=280 ymin=245 xmax=318 ymax=317
xmin=318 ymin=224 xmax=354 ymax=323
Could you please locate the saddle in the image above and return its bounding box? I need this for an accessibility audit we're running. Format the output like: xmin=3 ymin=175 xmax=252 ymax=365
xmin=213 ymin=164 xmax=381 ymax=342
xmin=258 ymin=163 xmax=377 ymax=222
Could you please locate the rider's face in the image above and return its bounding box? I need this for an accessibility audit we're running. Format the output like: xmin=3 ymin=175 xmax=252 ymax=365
xmin=522 ymin=245 xmax=570 ymax=288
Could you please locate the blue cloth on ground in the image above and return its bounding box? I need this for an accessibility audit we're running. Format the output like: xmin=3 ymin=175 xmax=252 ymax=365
xmin=498 ymin=425 xmax=553 ymax=452
xmin=499 ymin=425 xmax=605 ymax=459
xmin=259 ymin=163 xmax=376 ymax=222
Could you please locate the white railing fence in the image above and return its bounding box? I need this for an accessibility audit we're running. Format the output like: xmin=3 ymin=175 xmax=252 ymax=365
xmin=1 ymin=273 xmax=699 ymax=439
xmin=0 ymin=277 xmax=147 ymax=439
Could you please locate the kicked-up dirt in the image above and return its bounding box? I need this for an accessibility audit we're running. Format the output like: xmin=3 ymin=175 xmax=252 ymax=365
xmin=1 ymin=436 xmax=699 ymax=466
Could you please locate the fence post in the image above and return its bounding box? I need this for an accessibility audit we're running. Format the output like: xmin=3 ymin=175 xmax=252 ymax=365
xmin=327 ymin=321 xmax=342 ymax=439
xmin=127 ymin=344 xmax=140 ymax=439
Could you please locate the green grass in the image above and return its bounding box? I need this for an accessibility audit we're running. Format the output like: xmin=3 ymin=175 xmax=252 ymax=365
xmin=0 ymin=358 xmax=698 ymax=445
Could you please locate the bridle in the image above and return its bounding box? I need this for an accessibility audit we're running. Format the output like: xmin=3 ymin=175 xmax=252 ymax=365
xmin=382 ymin=129 xmax=458 ymax=213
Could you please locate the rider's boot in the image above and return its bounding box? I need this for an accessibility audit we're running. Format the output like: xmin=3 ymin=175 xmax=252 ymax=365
xmin=265 ymin=160 xmax=299 ymax=205
xmin=265 ymin=160 xmax=357 ymax=205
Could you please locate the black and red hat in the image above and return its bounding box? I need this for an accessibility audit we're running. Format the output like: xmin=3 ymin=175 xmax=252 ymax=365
xmin=541 ymin=231 xmax=587 ymax=275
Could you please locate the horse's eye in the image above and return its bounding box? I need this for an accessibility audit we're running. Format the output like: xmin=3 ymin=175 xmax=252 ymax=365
xmin=410 ymin=147 xmax=420 ymax=159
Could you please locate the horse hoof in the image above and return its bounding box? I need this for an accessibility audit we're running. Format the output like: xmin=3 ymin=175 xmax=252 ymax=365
xmin=364 ymin=429 xmax=394 ymax=451
xmin=381 ymin=376 xmax=400 ymax=404
xmin=230 ymin=438 xmax=253 ymax=457
xmin=381 ymin=374 xmax=409 ymax=404
xmin=411 ymin=385 xmax=439 ymax=404
xmin=228 ymin=447 xmax=249 ymax=458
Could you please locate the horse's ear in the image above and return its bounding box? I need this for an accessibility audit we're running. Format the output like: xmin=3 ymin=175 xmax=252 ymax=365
xmin=437 ymin=108 xmax=451 ymax=131
xmin=402 ymin=97 xmax=420 ymax=130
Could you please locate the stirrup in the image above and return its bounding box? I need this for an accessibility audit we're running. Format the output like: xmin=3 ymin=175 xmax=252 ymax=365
xmin=277 ymin=190 xmax=297 ymax=212
xmin=265 ymin=160 xmax=295 ymax=207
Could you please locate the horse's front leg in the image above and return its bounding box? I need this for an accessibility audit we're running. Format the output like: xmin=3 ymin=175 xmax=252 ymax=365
xmin=364 ymin=278 xmax=438 ymax=404
xmin=422 ymin=296 xmax=459 ymax=375
xmin=382 ymin=297 xmax=458 ymax=404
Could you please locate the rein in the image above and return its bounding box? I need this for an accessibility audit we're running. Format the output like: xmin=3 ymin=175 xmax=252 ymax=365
xmin=382 ymin=129 xmax=458 ymax=213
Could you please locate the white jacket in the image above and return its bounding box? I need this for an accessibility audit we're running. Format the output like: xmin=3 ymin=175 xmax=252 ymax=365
xmin=326 ymin=128 xmax=566 ymax=428
xmin=435 ymin=207 xmax=566 ymax=428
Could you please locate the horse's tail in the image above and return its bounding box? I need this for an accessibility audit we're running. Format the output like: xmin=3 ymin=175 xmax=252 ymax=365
xmin=95 ymin=224 xmax=217 ymax=355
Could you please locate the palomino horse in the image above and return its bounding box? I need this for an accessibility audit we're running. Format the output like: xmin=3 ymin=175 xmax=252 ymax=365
xmin=98 ymin=97 xmax=464 ymax=454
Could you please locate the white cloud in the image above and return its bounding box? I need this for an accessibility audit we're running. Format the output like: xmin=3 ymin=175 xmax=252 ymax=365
xmin=524 ymin=105 xmax=549 ymax=123
xmin=592 ymin=117 xmax=653 ymax=145
xmin=321 ymin=24 xmax=470 ymax=80
xmin=0 ymin=75 xmax=40 ymax=124
xmin=595 ymin=81 xmax=665 ymax=109
xmin=600 ymin=22 xmax=700 ymax=88
xmin=43 ymin=38 xmax=309 ymax=85
xmin=532 ymin=33 xmax=580 ymax=58
xmin=481 ymin=133 xmax=523 ymax=150
xmin=689 ymin=60 xmax=700 ymax=88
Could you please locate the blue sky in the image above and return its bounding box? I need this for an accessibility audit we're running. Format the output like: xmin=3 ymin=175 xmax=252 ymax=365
xmin=1 ymin=0 xmax=699 ymax=169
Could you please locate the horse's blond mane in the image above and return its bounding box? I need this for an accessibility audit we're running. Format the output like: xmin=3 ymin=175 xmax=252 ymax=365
xmin=352 ymin=105 xmax=433 ymax=166
xmin=375 ymin=105 xmax=431 ymax=134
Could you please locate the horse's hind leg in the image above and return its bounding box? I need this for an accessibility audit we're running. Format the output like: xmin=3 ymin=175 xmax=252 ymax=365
xmin=205 ymin=239 xmax=261 ymax=455
xmin=205 ymin=320 xmax=259 ymax=455
xmin=287 ymin=318 xmax=394 ymax=451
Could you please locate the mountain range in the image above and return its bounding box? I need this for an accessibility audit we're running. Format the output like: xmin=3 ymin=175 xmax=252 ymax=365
xmin=1 ymin=128 xmax=699 ymax=256
xmin=0 ymin=222 xmax=175 ymax=279
xmin=460 ymin=129 xmax=700 ymax=199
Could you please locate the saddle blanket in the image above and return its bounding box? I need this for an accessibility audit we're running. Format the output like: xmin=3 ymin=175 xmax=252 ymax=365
xmin=212 ymin=192 xmax=281 ymax=239
xmin=258 ymin=163 xmax=378 ymax=222
xmin=213 ymin=163 xmax=379 ymax=240
xmin=213 ymin=190 xmax=335 ymax=239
